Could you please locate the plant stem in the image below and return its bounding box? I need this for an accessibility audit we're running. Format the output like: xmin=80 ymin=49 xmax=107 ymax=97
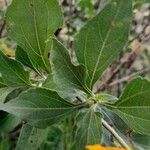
xmin=102 ymin=119 xmax=132 ymax=150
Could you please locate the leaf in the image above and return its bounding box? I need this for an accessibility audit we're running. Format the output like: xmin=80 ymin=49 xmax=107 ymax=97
xmin=79 ymin=0 xmax=94 ymax=16
xmin=133 ymin=134 xmax=150 ymax=150
xmin=41 ymin=126 xmax=63 ymax=150
xmin=42 ymin=73 xmax=57 ymax=92
xmin=0 ymin=88 xmax=81 ymax=128
xmin=0 ymin=87 xmax=16 ymax=103
xmin=96 ymin=93 xmax=118 ymax=104
xmin=0 ymin=87 xmax=22 ymax=133
xmin=50 ymin=39 xmax=90 ymax=101
xmin=110 ymin=77 xmax=150 ymax=135
xmin=86 ymin=145 xmax=126 ymax=150
xmin=15 ymin=46 xmax=35 ymax=71
xmin=16 ymin=124 xmax=48 ymax=150
xmin=6 ymin=0 xmax=63 ymax=73
xmin=0 ymin=87 xmax=21 ymax=133
xmin=0 ymin=77 xmax=6 ymax=87
xmin=0 ymin=112 xmax=20 ymax=133
xmin=75 ymin=109 xmax=102 ymax=150
xmin=0 ymin=138 xmax=10 ymax=150
xmin=74 ymin=0 xmax=132 ymax=89
xmin=0 ymin=51 xmax=31 ymax=87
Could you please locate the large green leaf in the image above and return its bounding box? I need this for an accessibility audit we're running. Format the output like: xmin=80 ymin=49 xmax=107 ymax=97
xmin=0 ymin=88 xmax=81 ymax=128
xmin=75 ymin=109 xmax=102 ymax=150
xmin=109 ymin=77 xmax=150 ymax=135
xmin=16 ymin=124 xmax=48 ymax=150
xmin=6 ymin=0 xmax=63 ymax=73
xmin=0 ymin=51 xmax=31 ymax=87
xmin=74 ymin=0 xmax=132 ymax=89
xmin=50 ymin=39 xmax=90 ymax=101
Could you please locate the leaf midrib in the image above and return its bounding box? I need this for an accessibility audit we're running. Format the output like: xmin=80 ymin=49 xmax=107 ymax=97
xmin=32 ymin=0 xmax=49 ymax=71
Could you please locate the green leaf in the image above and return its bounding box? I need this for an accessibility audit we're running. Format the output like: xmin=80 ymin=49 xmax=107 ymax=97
xmin=0 ymin=77 xmax=6 ymax=87
xmin=0 ymin=87 xmax=21 ymax=133
xmin=0 ymin=51 xmax=31 ymax=87
xmin=0 ymin=88 xmax=81 ymax=128
xmin=75 ymin=109 xmax=102 ymax=150
xmin=74 ymin=0 xmax=132 ymax=89
xmin=96 ymin=93 xmax=118 ymax=103
xmin=79 ymin=0 xmax=94 ymax=16
xmin=133 ymin=134 xmax=150 ymax=150
xmin=15 ymin=46 xmax=35 ymax=71
xmin=16 ymin=124 xmax=48 ymax=150
xmin=50 ymin=39 xmax=90 ymax=101
xmin=0 ymin=112 xmax=20 ymax=133
xmin=6 ymin=0 xmax=63 ymax=73
xmin=42 ymin=73 xmax=57 ymax=92
xmin=0 ymin=138 xmax=10 ymax=150
xmin=110 ymin=77 xmax=150 ymax=135
xmin=41 ymin=126 xmax=63 ymax=150
xmin=0 ymin=87 xmax=16 ymax=103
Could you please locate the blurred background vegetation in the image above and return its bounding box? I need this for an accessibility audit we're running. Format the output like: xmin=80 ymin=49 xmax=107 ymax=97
xmin=0 ymin=0 xmax=150 ymax=150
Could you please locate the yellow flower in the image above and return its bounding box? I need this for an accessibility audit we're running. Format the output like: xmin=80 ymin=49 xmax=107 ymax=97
xmin=86 ymin=145 xmax=126 ymax=150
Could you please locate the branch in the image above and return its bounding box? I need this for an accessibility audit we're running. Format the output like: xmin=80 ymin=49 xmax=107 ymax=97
xmin=102 ymin=119 xmax=132 ymax=150
xmin=0 ymin=21 xmax=6 ymax=38
xmin=95 ymin=52 xmax=137 ymax=93
xmin=109 ymin=67 xmax=150 ymax=87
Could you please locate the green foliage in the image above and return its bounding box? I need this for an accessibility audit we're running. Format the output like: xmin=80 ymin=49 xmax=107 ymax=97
xmin=6 ymin=0 xmax=63 ymax=73
xmin=76 ymin=0 xmax=95 ymax=16
xmin=0 ymin=112 xmax=20 ymax=133
xmin=74 ymin=0 xmax=132 ymax=89
xmin=16 ymin=124 xmax=48 ymax=150
xmin=110 ymin=77 xmax=150 ymax=135
xmin=50 ymin=39 xmax=90 ymax=101
xmin=0 ymin=87 xmax=15 ymax=103
xmin=75 ymin=109 xmax=102 ymax=150
xmin=0 ymin=51 xmax=31 ymax=87
xmin=0 ymin=0 xmax=150 ymax=149
xmin=15 ymin=46 xmax=35 ymax=70
xmin=0 ymin=88 xmax=81 ymax=128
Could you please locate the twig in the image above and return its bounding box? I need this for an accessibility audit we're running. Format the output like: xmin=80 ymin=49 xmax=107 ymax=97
xmin=95 ymin=52 xmax=137 ymax=93
xmin=4 ymin=0 xmax=8 ymax=7
xmin=0 ymin=21 xmax=6 ymax=38
xmin=109 ymin=67 xmax=150 ymax=87
xmin=102 ymin=119 xmax=132 ymax=150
